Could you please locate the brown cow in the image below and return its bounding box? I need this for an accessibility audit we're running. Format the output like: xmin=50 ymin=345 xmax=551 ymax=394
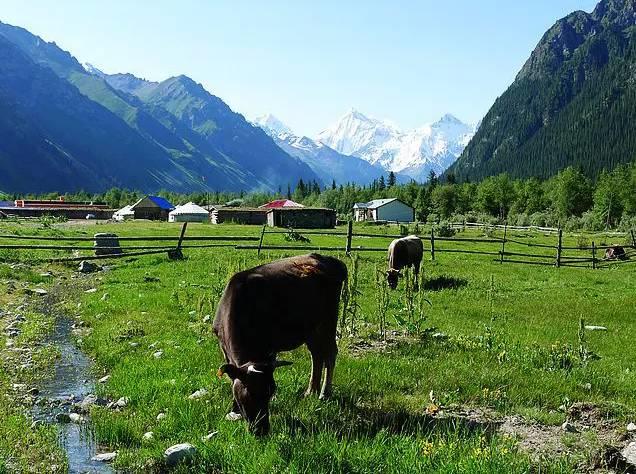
xmin=214 ymin=253 xmax=347 ymax=435
xmin=387 ymin=235 xmax=424 ymax=290
xmin=605 ymin=245 xmax=627 ymax=260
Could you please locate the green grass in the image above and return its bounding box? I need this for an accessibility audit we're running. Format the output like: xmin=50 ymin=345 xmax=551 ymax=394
xmin=0 ymin=219 xmax=634 ymax=472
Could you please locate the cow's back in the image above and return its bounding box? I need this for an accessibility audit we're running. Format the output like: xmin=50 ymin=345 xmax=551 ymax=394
xmin=388 ymin=235 xmax=423 ymax=270
xmin=214 ymin=254 xmax=347 ymax=363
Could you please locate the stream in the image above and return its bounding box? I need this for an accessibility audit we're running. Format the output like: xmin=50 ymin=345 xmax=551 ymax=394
xmin=32 ymin=317 xmax=113 ymax=474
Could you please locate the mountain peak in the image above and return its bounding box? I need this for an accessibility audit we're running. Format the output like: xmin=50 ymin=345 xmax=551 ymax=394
xmin=437 ymin=113 xmax=462 ymax=125
xmin=83 ymin=62 xmax=104 ymax=77
xmin=253 ymin=114 xmax=293 ymax=136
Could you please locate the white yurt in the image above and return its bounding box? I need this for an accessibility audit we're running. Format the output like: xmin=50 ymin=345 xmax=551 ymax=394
xmin=168 ymin=202 xmax=210 ymax=223
xmin=113 ymin=205 xmax=135 ymax=221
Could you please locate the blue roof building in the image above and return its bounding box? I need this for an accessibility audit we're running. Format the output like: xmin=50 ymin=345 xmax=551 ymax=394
xmin=130 ymin=195 xmax=175 ymax=220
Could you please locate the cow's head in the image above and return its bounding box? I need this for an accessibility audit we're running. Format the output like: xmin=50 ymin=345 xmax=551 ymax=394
xmin=386 ymin=269 xmax=401 ymax=289
xmin=218 ymin=360 xmax=292 ymax=435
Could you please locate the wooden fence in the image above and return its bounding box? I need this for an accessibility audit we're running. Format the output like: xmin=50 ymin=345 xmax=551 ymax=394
xmin=0 ymin=222 xmax=634 ymax=270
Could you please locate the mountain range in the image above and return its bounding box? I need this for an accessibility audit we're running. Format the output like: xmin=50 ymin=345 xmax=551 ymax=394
xmin=317 ymin=109 xmax=476 ymax=181
xmin=253 ymin=114 xmax=399 ymax=186
xmin=0 ymin=21 xmax=319 ymax=193
xmin=448 ymin=0 xmax=636 ymax=181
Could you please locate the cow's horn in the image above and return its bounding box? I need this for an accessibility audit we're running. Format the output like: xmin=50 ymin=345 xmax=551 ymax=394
xmin=247 ymin=364 xmax=264 ymax=374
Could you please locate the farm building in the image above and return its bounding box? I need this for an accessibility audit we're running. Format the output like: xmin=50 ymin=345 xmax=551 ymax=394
xmin=353 ymin=198 xmax=414 ymax=223
xmin=0 ymin=197 xmax=113 ymax=219
xmin=113 ymin=205 xmax=135 ymax=221
xmin=259 ymin=199 xmax=304 ymax=209
xmin=168 ymin=202 xmax=210 ymax=223
xmin=211 ymin=207 xmax=268 ymax=225
xmin=266 ymin=207 xmax=336 ymax=229
xmin=130 ymin=196 xmax=175 ymax=220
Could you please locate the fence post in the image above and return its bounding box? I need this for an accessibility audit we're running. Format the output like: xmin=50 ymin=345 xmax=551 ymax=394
xmin=168 ymin=222 xmax=188 ymax=260
xmin=430 ymin=227 xmax=435 ymax=261
xmin=257 ymin=225 xmax=266 ymax=256
xmin=592 ymin=241 xmax=596 ymax=270
xmin=345 ymin=220 xmax=353 ymax=255
xmin=556 ymin=228 xmax=563 ymax=268
xmin=500 ymin=222 xmax=508 ymax=264
xmin=631 ymin=229 xmax=636 ymax=248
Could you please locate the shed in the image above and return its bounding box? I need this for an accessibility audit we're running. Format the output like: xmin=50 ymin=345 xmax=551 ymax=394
xmin=259 ymin=199 xmax=304 ymax=209
xmin=169 ymin=202 xmax=210 ymax=223
xmin=267 ymin=207 xmax=336 ymax=229
xmin=353 ymin=198 xmax=414 ymax=223
xmin=130 ymin=196 xmax=175 ymax=220
xmin=211 ymin=207 xmax=268 ymax=225
xmin=113 ymin=205 xmax=135 ymax=222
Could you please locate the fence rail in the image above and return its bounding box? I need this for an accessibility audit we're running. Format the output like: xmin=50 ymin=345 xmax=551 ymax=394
xmin=0 ymin=222 xmax=633 ymax=270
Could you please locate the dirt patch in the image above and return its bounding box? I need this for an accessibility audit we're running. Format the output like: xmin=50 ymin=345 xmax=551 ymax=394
xmin=430 ymin=403 xmax=634 ymax=472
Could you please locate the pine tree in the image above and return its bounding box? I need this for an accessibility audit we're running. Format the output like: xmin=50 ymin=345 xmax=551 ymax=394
xmin=387 ymin=171 xmax=396 ymax=187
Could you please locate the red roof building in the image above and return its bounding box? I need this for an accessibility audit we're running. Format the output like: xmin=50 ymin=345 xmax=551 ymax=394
xmin=258 ymin=199 xmax=304 ymax=209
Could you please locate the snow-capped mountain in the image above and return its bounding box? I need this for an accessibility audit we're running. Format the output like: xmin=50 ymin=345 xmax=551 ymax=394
xmin=253 ymin=113 xmax=293 ymax=136
xmin=253 ymin=115 xmax=392 ymax=186
xmin=317 ymin=109 xmax=477 ymax=181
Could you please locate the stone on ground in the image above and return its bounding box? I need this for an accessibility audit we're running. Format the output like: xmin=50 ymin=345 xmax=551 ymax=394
xmin=78 ymin=261 xmax=100 ymax=273
xmin=164 ymin=443 xmax=196 ymax=467
xmin=91 ymin=452 xmax=117 ymax=462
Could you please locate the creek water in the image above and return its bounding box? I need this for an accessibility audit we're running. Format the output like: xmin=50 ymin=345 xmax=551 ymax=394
xmin=32 ymin=317 xmax=113 ymax=474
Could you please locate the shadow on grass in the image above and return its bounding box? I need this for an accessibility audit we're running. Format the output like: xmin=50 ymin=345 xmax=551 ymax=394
xmin=423 ymin=276 xmax=468 ymax=291
xmin=279 ymin=394 xmax=501 ymax=440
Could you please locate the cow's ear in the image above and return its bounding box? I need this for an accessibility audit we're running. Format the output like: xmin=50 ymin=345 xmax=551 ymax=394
xmin=217 ymin=363 xmax=241 ymax=380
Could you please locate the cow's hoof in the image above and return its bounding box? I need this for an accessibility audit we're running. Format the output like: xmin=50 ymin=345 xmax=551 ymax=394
xmin=225 ymin=412 xmax=242 ymax=421
xmin=319 ymin=392 xmax=332 ymax=401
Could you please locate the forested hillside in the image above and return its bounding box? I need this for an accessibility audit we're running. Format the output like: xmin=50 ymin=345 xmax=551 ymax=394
xmin=449 ymin=0 xmax=636 ymax=181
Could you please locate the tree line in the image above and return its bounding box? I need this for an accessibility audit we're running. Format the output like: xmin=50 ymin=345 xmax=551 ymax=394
xmin=2 ymin=164 xmax=635 ymax=231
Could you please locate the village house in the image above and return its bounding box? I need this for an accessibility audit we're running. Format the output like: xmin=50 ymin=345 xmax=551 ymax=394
xmin=353 ymin=198 xmax=415 ymax=223
xmin=130 ymin=196 xmax=175 ymax=220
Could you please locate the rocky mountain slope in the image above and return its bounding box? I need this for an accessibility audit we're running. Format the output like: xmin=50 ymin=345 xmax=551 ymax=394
xmin=447 ymin=0 xmax=636 ymax=181
xmin=0 ymin=21 xmax=319 ymax=193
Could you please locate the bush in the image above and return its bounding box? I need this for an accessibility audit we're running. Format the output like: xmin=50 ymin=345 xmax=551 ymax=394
xmin=435 ymin=222 xmax=456 ymax=237
xmin=618 ymin=214 xmax=636 ymax=233
xmin=581 ymin=211 xmax=604 ymax=232
xmin=513 ymin=213 xmax=530 ymax=227
xmin=529 ymin=212 xmax=548 ymax=227
xmin=427 ymin=213 xmax=440 ymax=225
xmin=563 ymin=216 xmax=583 ymax=232
xmin=576 ymin=235 xmax=590 ymax=250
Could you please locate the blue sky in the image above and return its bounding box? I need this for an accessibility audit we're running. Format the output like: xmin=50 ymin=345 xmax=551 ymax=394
xmin=2 ymin=1 xmax=598 ymax=136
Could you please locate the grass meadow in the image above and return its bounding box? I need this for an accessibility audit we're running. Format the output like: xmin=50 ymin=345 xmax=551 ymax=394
xmin=0 ymin=219 xmax=635 ymax=472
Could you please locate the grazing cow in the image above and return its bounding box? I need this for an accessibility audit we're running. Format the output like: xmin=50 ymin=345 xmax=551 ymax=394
xmin=605 ymin=245 xmax=627 ymax=260
xmin=387 ymin=235 xmax=424 ymax=290
xmin=213 ymin=253 xmax=347 ymax=435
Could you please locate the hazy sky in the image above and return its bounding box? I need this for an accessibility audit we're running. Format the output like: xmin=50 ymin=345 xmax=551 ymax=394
xmin=2 ymin=1 xmax=598 ymax=136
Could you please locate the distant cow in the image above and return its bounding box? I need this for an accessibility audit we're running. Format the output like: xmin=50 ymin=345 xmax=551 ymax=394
xmin=605 ymin=245 xmax=627 ymax=260
xmin=387 ymin=235 xmax=424 ymax=290
xmin=213 ymin=253 xmax=347 ymax=435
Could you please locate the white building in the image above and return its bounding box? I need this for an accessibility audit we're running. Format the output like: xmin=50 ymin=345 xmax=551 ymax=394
xmin=112 ymin=205 xmax=135 ymax=221
xmin=353 ymin=198 xmax=414 ymax=223
xmin=168 ymin=202 xmax=210 ymax=223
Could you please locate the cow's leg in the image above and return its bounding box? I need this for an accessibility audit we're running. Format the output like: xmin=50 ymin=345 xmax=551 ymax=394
xmin=413 ymin=259 xmax=421 ymax=291
xmin=305 ymin=347 xmax=323 ymax=397
xmin=319 ymin=340 xmax=337 ymax=400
